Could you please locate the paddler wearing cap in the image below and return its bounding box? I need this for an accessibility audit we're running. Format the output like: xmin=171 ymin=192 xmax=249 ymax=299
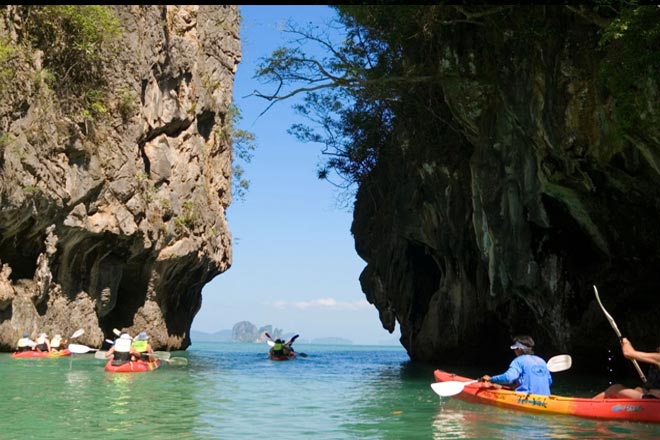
xmin=479 ymin=335 xmax=552 ymax=395
xmin=105 ymin=332 xmax=140 ymax=366
xmin=15 ymin=332 xmax=36 ymax=352
xmin=131 ymin=331 xmax=154 ymax=361
xmin=34 ymin=332 xmax=51 ymax=352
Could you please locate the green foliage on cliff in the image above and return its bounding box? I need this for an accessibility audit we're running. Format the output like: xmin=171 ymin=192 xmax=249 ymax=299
xmin=11 ymin=5 xmax=121 ymax=120
xmin=253 ymin=5 xmax=659 ymax=191
xmin=227 ymin=104 xmax=256 ymax=201
xmin=598 ymin=5 xmax=660 ymax=132
xmin=0 ymin=37 xmax=15 ymax=85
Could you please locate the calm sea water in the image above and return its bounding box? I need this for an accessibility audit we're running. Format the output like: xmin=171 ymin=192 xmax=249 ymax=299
xmin=1 ymin=341 xmax=659 ymax=439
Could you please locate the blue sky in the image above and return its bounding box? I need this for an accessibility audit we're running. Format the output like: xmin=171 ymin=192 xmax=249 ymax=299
xmin=192 ymin=6 xmax=401 ymax=345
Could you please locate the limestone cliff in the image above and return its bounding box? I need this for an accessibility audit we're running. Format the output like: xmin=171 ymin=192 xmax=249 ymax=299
xmin=0 ymin=6 xmax=240 ymax=350
xmin=351 ymin=6 xmax=660 ymax=369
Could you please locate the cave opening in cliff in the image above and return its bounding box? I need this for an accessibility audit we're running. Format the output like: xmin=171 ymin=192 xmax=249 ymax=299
xmin=406 ymin=242 xmax=441 ymax=325
xmin=534 ymin=194 xmax=602 ymax=320
xmin=99 ymin=259 xmax=148 ymax=335
xmin=0 ymin=232 xmax=39 ymax=281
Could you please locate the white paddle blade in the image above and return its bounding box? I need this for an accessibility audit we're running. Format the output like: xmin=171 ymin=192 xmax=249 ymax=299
xmin=95 ymin=350 xmax=108 ymax=360
xmin=547 ymin=354 xmax=572 ymax=372
xmin=68 ymin=343 xmax=95 ymax=354
xmin=267 ymin=340 xmax=275 ymax=347
xmin=70 ymin=329 xmax=85 ymax=339
xmin=151 ymin=351 xmax=171 ymax=360
xmin=431 ymin=380 xmax=477 ymax=397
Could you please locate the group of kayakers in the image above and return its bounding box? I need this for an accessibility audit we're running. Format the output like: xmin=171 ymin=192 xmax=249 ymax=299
xmin=14 ymin=328 xmax=156 ymax=367
xmin=105 ymin=331 xmax=155 ymax=366
xmin=15 ymin=332 xmax=68 ymax=353
xmin=478 ymin=334 xmax=660 ymax=399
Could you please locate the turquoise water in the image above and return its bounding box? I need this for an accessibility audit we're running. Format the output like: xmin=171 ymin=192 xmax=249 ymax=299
xmin=1 ymin=342 xmax=659 ymax=439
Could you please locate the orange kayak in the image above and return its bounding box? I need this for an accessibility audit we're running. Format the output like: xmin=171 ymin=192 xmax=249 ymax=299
xmin=434 ymin=370 xmax=660 ymax=424
xmin=11 ymin=349 xmax=72 ymax=358
xmin=104 ymin=358 xmax=161 ymax=373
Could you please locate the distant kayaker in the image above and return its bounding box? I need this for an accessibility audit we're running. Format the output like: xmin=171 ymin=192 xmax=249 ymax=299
xmin=131 ymin=331 xmax=154 ymax=361
xmin=271 ymin=338 xmax=287 ymax=357
xmin=15 ymin=333 xmax=36 ymax=352
xmin=592 ymin=337 xmax=660 ymax=399
xmin=50 ymin=334 xmax=66 ymax=352
xmin=479 ymin=335 xmax=552 ymax=396
xmin=34 ymin=333 xmax=51 ymax=352
xmin=106 ymin=333 xmax=140 ymax=366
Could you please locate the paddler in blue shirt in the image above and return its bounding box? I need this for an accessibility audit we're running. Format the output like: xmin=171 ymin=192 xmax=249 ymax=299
xmin=479 ymin=335 xmax=552 ymax=395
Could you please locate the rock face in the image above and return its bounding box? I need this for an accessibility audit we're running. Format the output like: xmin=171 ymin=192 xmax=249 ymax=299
xmin=0 ymin=6 xmax=240 ymax=350
xmin=352 ymin=7 xmax=660 ymax=369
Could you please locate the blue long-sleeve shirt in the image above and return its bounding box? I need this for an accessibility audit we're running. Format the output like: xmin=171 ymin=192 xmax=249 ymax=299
xmin=490 ymin=354 xmax=552 ymax=395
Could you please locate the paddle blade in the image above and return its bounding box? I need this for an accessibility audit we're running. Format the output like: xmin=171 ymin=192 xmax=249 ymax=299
xmin=547 ymin=354 xmax=572 ymax=372
xmin=70 ymin=329 xmax=85 ymax=339
xmin=151 ymin=351 xmax=171 ymax=360
xmin=166 ymin=357 xmax=188 ymax=366
xmin=95 ymin=350 xmax=108 ymax=360
xmin=68 ymin=343 xmax=95 ymax=354
xmin=267 ymin=340 xmax=275 ymax=347
xmin=431 ymin=381 xmax=472 ymax=397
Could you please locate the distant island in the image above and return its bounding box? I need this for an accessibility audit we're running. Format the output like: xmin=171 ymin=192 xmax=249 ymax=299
xmin=190 ymin=321 xmax=292 ymax=343
xmin=190 ymin=321 xmax=400 ymax=346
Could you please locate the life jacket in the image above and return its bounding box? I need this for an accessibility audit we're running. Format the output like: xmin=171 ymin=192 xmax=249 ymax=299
xmin=112 ymin=337 xmax=132 ymax=364
xmin=51 ymin=337 xmax=62 ymax=350
xmin=272 ymin=341 xmax=284 ymax=356
xmin=132 ymin=340 xmax=151 ymax=360
xmin=17 ymin=337 xmax=32 ymax=351
xmin=132 ymin=340 xmax=148 ymax=353
xmin=35 ymin=335 xmax=49 ymax=352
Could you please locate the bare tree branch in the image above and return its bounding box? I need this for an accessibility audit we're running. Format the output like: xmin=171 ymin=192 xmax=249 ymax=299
xmin=565 ymin=5 xmax=613 ymax=29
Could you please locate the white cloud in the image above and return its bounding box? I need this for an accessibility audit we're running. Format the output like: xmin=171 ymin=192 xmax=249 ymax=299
xmin=269 ymin=297 xmax=371 ymax=311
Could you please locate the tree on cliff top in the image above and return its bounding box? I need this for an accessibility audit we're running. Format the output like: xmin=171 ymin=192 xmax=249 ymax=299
xmin=251 ymin=5 xmax=660 ymax=194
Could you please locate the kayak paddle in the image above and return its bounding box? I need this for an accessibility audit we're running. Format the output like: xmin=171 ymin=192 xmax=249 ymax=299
xmin=546 ymin=354 xmax=572 ymax=372
xmin=95 ymin=350 xmax=108 ymax=360
xmin=593 ymin=285 xmax=647 ymax=382
xmin=431 ymin=380 xmax=479 ymax=397
xmin=68 ymin=343 xmax=97 ymax=354
xmin=151 ymin=351 xmax=171 ymax=360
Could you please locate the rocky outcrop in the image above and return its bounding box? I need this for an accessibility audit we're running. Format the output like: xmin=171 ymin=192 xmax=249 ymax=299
xmin=231 ymin=321 xmax=283 ymax=343
xmin=352 ymin=6 xmax=660 ymax=369
xmin=0 ymin=6 xmax=240 ymax=350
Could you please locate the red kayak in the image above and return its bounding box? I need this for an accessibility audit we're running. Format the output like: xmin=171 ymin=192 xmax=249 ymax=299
xmin=11 ymin=349 xmax=72 ymax=359
xmin=269 ymin=350 xmax=296 ymax=361
xmin=104 ymin=358 xmax=161 ymax=373
xmin=433 ymin=369 xmax=660 ymax=424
